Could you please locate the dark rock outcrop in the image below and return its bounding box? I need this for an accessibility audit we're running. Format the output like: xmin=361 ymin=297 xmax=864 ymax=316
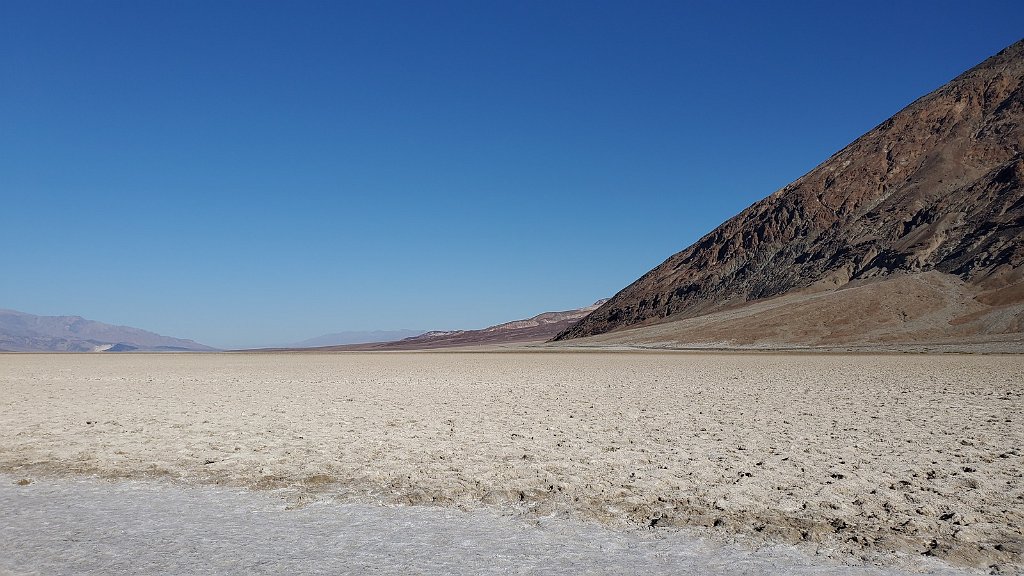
xmin=555 ymin=40 xmax=1024 ymax=343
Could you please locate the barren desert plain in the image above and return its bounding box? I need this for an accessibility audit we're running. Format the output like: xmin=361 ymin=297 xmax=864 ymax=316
xmin=1 ymin=351 xmax=1021 ymax=574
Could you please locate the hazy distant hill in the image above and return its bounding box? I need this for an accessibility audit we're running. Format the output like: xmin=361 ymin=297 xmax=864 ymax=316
xmin=291 ymin=330 xmax=426 ymax=348
xmin=316 ymin=300 xmax=608 ymax=351
xmin=555 ymin=40 xmax=1024 ymax=349
xmin=0 ymin=309 xmax=215 ymax=352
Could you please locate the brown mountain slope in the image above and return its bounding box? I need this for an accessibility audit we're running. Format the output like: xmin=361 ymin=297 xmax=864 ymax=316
xmin=559 ymin=272 xmax=1023 ymax=351
xmin=555 ymin=40 xmax=1024 ymax=347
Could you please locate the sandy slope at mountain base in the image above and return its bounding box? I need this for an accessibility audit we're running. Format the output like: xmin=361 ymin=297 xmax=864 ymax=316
xmin=1 ymin=352 xmax=1021 ymax=572
xmin=555 ymin=272 xmax=1024 ymax=353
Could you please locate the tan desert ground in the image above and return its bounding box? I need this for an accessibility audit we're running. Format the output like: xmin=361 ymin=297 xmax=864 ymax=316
xmin=1 ymin=351 xmax=1021 ymax=573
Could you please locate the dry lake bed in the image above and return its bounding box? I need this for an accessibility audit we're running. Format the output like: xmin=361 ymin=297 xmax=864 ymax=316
xmin=0 ymin=351 xmax=1021 ymax=574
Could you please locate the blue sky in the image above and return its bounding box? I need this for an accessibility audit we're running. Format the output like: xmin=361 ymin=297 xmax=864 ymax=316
xmin=1 ymin=1 xmax=1021 ymax=348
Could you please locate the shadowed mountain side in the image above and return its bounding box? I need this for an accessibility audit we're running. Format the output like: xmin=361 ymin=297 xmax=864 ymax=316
xmin=0 ymin=309 xmax=215 ymax=352
xmin=555 ymin=40 xmax=1024 ymax=347
xmin=304 ymin=300 xmax=608 ymax=351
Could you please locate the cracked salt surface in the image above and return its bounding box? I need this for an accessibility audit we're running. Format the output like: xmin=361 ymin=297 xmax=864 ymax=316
xmin=0 ymin=477 xmax=969 ymax=575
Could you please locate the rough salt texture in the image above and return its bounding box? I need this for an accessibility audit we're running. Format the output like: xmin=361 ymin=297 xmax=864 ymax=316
xmin=0 ymin=475 xmax=968 ymax=576
xmin=0 ymin=352 xmax=1021 ymax=572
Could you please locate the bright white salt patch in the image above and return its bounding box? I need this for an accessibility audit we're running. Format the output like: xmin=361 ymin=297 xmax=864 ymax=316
xmin=0 ymin=477 xmax=969 ymax=576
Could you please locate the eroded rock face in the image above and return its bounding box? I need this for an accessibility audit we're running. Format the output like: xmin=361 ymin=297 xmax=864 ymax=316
xmin=556 ymin=40 xmax=1024 ymax=342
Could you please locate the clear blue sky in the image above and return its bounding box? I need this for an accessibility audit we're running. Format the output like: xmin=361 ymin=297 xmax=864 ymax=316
xmin=1 ymin=1 xmax=1021 ymax=348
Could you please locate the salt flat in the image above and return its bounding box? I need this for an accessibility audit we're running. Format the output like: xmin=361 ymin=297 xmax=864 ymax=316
xmin=0 ymin=352 xmax=1021 ymax=573
xmin=0 ymin=474 xmax=966 ymax=576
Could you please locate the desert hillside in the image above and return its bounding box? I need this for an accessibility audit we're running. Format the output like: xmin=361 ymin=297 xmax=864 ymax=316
xmin=555 ymin=40 xmax=1023 ymax=348
xmin=292 ymin=300 xmax=608 ymax=351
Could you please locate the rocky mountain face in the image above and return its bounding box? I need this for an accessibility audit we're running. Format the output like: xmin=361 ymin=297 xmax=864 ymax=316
xmin=322 ymin=300 xmax=608 ymax=350
xmin=0 ymin=309 xmax=215 ymax=352
xmin=555 ymin=40 xmax=1023 ymax=346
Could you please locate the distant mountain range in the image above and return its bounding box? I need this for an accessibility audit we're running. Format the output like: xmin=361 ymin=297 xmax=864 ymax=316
xmin=291 ymin=330 xmax=426 ymax=348
xmin=303 ymin=300 xmax=608 ymax=351
xmin=555 ymin=40 xmax=1024 ymax=350
xmin=0 ymin=309 xmax=215 ymax=352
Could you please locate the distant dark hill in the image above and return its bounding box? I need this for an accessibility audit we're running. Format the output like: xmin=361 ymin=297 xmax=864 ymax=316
xmin=313 ymin=300 xmax=608 ymax=351
xmin=0 ymin=309 xmax=215 ymax=352
xmin=554 ymin=40 xmax=1024 ymax=349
